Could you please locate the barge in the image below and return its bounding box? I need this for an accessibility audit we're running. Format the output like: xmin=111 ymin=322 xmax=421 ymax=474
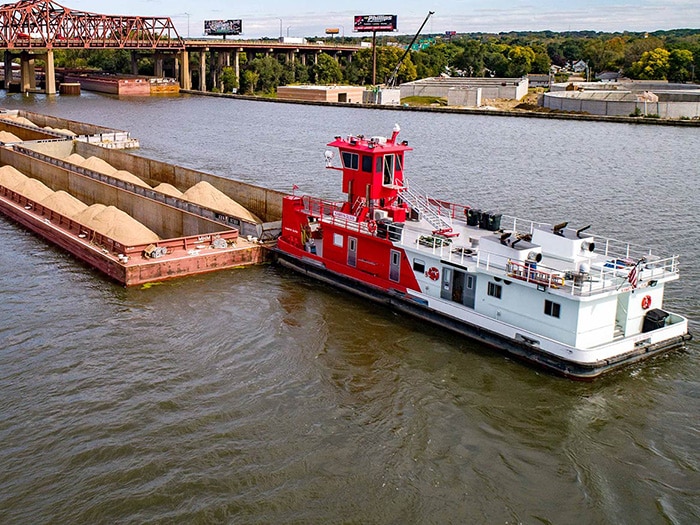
xmin=0 ymin=111 xmax=284 ymax=285
xmin=61 ymin=72 xmax=179 ymax=96
xmin=274 ymin=125 xmax=691 ymax=379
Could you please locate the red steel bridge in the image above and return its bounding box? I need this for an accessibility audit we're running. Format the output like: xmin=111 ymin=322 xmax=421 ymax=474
xmin=0 ymin=0 xmax=183 ymax=49
xmin=0 ymin=1 xmax=360 ymax=94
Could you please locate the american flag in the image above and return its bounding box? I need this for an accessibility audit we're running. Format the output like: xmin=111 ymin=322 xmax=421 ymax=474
xmin=628 ymin=263 xmax=639 ymax=288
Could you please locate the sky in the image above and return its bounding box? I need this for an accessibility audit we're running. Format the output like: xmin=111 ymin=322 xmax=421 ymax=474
xmin=62 ymin=1 xmax=700 ymax=38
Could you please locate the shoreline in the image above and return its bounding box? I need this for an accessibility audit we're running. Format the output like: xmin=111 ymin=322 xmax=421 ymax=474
xmin=180 ymin=89 xmax=700 ymax=127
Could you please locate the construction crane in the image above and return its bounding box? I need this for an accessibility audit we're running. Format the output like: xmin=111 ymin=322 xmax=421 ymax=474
xmin=386 ymin=10 xmax=435 ymax=88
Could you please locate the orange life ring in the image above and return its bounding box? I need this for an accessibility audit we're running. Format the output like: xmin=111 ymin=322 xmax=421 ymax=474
xmin=426 ymin=267 xmax=440 ymax=281
xmin=641 ymin=295 xmax=652 ymax=310
xmin=367 ymin=219 xmax=377 ymax=234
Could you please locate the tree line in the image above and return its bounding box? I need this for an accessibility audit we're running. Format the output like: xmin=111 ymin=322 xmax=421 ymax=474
xmin=52 ymin=29 xmax=699 ymax=94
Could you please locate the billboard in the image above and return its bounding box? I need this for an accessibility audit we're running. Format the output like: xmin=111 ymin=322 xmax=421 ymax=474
xmin=204 ymin=19 xmax=242 ymax=36
xmin=353 ymin=15 xmax=397 ymax=32
xmin=325 ymin=28 xmax=340 ymax=35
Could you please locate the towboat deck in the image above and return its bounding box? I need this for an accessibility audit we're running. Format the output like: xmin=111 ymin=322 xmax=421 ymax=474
xmin=301 ymin=195 xmax=679 ymax=298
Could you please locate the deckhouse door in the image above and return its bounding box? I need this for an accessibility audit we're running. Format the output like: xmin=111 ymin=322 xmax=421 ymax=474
xmin=440 ymin=267 xmax=476 ymax=309
xmin=464 ymin=273 xmax=476 ymax=309
xmin=347 ymin=237 xmax=357 ymax=267
xmin=389 ymin=249 xmax=401 ymax=282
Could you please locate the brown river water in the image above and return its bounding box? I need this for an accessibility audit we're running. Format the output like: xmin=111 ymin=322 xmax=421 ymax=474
xmin=0 ymin=92 xmax=698 ymax=524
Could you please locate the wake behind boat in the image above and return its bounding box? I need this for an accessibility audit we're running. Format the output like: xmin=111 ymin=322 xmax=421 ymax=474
xmin=274 ymin=124 xmax=691 ymax=379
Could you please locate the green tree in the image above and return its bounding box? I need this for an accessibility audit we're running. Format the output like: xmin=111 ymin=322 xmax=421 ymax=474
xmin=313 ymin=53 xmax=343 ymax=84
xmin=507 ymin=46 xmax=535 ymax=76
xmin=294 ymin=61 xmax=310 ymax=84
xmin=483 ymin=42 xmax=511 ymax=77
xmin=344 ymin=46 xmax=416 ymax=85
xmin=629 ymin=48 xmax=671 ymax=79
xmin=221 ymin=66 xmax=238 ymax=92
xmin=668 ymin=48 xmax=694 ymax=82
xmin=248 ymin=55 xmax=284 ymax=93
xmin=454 ymin=40 xmax=485 ymax=76
xmin=412 ymin=42 xmax=461 ymax=77
xmin=86 ymin=49 xmax=131 ymax=73
xmin=240 ymin=69 xmax=259 ymax=94
xmin=582 ymin=39 xmax=625 ymax=74
xmin=530 ymin=44 xmax=552 ymax=74
xmin=624 ymin=36 xmax=664 ymax=70
xmin=561 ymin=38 xmax=584 ymax=62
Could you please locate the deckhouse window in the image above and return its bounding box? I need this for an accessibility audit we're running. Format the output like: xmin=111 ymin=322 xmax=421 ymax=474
xmin=362 ymin=155 xmax=373 ymax=173
xmin=488 ymin=282 xmax=502 ymax=299
xmin=545 ymin=300 xmax=561 ymax=318
xmin=396 ymin=154 xmax=403 ymax=172
xmin=413 ymin=259 xmax=425 ymax=273
xmin=383 ymin=154 xmax=395 ymax=186
xmin=342 ymin=152 xmax=359 ymax=170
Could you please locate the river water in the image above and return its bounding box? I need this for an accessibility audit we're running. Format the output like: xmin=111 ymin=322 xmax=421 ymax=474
xmin=0 ymin=92 xmax=698 ymax=524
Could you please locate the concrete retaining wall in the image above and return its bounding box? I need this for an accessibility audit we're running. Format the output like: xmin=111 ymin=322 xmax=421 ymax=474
xmin=543 ymin=92 xmax=700 ymax=118
xmin=400 ymin=77 xmax=528 ymax=102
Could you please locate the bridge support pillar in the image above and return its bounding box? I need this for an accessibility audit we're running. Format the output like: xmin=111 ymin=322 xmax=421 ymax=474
xmin=43 ymin=50 xmax=56 ymax=95
xmin=130 ymin=51 xmax=139 ymax=75
xmin=199 ymin=50 xmax=207 ymax=91
xmin=210 ymin=51 xmax=218 ymax=91
xmin=179 ymin=51 xmax=191 ymax=90
xmin=154 ymin=53 xmax=164 ymax=78
xmin=20 ymin=52 xmax=36 ymax=92
xmin=234 ymin=50 xmax=240 ymax=83
xmin=4 ymin=51 xmax=13 ymax=90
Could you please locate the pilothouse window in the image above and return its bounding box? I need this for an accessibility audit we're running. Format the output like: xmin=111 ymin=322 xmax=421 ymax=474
xmin=342 ymin=152 xmax=359 ymax=170
xmin=383 ymin=155 xmax=395 ymax=186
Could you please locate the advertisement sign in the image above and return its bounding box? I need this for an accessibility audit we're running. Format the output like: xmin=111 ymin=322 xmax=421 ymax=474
xmin=353 ymin=15 xmax=397 ymax=32
xmin=204 ymin=19 xmax=242 ymax=36
xmin=325 ymin=28 xmax=340 ymax=35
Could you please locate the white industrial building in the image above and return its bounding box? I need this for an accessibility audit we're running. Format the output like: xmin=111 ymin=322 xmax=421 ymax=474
xmin=399 ymin=77 xmax=529 ymax=107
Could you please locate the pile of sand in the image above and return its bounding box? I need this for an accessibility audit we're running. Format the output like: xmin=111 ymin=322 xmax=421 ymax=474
xmin=1 ymin=163 xmax=159 ymax=245
xmin=0 ymin=165 xmax=53 ymax=201
xmin=0 ymin=115 xmax=38 ymax=127
xmin=75 ymin=156 xmax=150 ymax=189
xmin=75 ymin=204 xmax=159 ymax=246
xmin=41 ymin=190 xmax=88 ymax=218
xmin=44 ymin=126 xmax=77 ymax=137
xmin=81 ymin=156 xmax=118 ymax=176
xmin=15 ymin=178 xmax=54 ymax=201
xmin=182 ymin=181 xmax=261 ymax=223
xmin=0 ymin=131 xmax=22 ymax=143
xmin=0 ymin=165 xmax=28 ymax=189
xmin=113 ymin=169 xmax=150 ymax=189
xmin=65 ymin=153 xmax=86 ymax=165
xmin=153 ymin=182 xmax=183 ymax=198
xmin=74 ymin=203 xmax=106 ymax=225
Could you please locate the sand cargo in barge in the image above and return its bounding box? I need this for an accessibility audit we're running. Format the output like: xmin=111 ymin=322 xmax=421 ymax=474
xmin=274 ymin=125 xmax=691 ymax=379
xmin=0 ymin=110 xmax=283 ymax=285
